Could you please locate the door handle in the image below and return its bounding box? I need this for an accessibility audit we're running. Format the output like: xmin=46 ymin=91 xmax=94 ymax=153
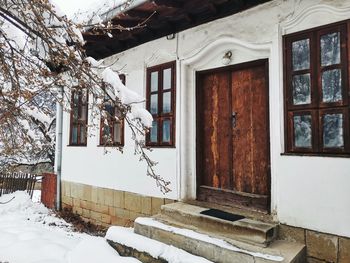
xmin=232 ymin=111 xmax=237 ymax=128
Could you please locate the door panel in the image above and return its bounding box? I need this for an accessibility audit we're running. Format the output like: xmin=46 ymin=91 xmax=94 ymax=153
xmin=199 ymin=71 xmax=232 ymax=190
xmin=197 ymin=60 xmax=270 ymax=211
xmin=231 ymin=65 xmax=269 ymax=195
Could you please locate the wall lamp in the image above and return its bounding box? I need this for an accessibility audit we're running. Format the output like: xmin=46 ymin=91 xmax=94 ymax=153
xmin=222 ymin=51 xmax=232 ymax=65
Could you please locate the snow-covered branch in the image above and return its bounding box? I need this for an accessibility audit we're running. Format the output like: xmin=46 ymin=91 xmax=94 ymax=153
xmin=0 ymin=0 xmax=171 ymax=193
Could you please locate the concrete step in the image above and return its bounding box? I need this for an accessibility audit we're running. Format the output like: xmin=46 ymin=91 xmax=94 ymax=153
xmin=134 ymin=217 xmax=306 ymax=263
xmin=160 ymin=202 xmax=278 ymax=247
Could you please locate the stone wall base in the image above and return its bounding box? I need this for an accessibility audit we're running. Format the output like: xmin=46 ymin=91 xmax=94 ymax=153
xmin=279 ymin=224 xmax=350 ymax=263
xmin=61 ymin=180 xmax=349 ymax=263
xmin=61 ymin=180 xmax=175 ymax=227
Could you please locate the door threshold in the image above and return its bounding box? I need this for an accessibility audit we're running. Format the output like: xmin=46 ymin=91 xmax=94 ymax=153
xmin=185 ymin=199 xmax=275 ymax=224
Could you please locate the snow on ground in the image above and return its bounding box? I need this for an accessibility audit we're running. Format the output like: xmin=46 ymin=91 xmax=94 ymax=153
xmin=106 ymin=227 xmax=213 ymax=263
xmin=0 ymin=191 xmax=140 ymax=263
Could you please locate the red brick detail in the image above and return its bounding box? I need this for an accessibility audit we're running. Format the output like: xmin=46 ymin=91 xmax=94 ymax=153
xmin=41 ymin=173 xmax=57 ymax=209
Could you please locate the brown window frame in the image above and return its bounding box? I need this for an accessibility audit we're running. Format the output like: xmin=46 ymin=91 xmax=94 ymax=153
xmin=69 ymin=89 xmax=89 ymax=146
xmin=99 ymin=74 xmax=125 ymax=147
xmin=283 ymin=20 xmax=350 ymax=156
xmin=146 ymin=61 xmax=176 ymax=147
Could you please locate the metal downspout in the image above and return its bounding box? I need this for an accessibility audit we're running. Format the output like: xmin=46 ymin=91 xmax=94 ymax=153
xmin=54 ymin=87 xmax=64 ymax=210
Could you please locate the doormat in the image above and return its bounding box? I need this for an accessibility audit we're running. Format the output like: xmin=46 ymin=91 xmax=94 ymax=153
xmin=200 ymin=209 xmax=245 ymax=222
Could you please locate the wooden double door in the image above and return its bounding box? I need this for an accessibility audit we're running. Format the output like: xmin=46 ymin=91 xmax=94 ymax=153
xmin=196 ymin=59 xmax=270 ymax=212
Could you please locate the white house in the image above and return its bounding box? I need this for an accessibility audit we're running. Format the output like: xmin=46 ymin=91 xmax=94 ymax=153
xmin=57 ymin=0 xmax=350 ymax=261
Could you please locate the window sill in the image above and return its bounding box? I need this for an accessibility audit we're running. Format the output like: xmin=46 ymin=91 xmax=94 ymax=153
xmin=67 ymin=144 xmax=87 ymax=147
xmin=97 ymin=144 xmax=124 ymax=148
xmin=145 ymin=145 xmax=176 ymax=149
xmin=281 ymin=152 xmax=350 ymax=158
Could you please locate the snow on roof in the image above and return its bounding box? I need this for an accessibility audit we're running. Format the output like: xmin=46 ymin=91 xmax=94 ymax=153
xmin=69 ymin=0 xmax=146 ymax=25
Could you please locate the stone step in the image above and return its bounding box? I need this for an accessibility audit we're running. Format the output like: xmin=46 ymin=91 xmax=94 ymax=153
xmin=106 ymin=226 xmax=213 ymax=263
xmin=160 ymin=202 xmax=277 ymax=247
xmin=134 ymin=217 xmax=306 ymax=263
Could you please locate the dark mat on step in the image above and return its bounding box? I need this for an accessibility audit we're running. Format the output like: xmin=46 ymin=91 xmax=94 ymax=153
xmin=200 ymin=209 xmax=245 ymax=222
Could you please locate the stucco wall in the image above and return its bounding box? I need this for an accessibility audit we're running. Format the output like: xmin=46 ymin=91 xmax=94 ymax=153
xmin=60 ymin=0 xmax=350 ymax=237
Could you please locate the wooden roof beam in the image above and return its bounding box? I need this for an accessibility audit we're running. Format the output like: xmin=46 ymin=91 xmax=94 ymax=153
xmin=153 ymin=0 xmax=183 ymax=8
xmin=126 ymin=9 xmax=156 ymax=19
xmin=112 ymin=18 xmax=145 ymax=28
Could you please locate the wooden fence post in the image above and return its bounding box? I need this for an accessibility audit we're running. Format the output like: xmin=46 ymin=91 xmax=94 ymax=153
xmin=41 ymin=173 xmax=57 ymax=209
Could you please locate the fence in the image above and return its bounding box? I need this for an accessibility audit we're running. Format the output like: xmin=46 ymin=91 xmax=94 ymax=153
xmin=0 ymin=172 xmax=38 ymax=198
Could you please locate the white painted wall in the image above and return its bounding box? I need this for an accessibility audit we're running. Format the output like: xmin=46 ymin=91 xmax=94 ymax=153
xmin=60 ymin=0 xmax=350 ymax=237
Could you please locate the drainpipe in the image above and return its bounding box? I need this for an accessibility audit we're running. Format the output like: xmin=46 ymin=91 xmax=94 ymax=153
xmin=54 ymin=86 xmax=64 ymax=210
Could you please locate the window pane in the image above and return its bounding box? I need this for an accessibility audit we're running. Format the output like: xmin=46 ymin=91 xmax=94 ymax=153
xmin=150 ymin=121 xmax=158 ymax=143
xmin=73 ymin=107 xmax=78 ymax=120
xmin=73 ymin=92 xmax=79 ymax=104
xmin=321 ymin=32 xmax=340 ymax=66
xmin=322 ymin=69 xmax=342 ymax=103
xmin=150 ymin=94 xmax=158 ymax=114
xmin=151 ymin=72 xmax=158 ymax=92
xmin=292 ymin=73 xmax=311 ymax=105
xmin=162 ymin=120 xmax=171 ymax=143
xmin=101 ymin=121 xmax=111 ymax=144
xmin=113 ymin=122 xmax=122 ymax=144
xmin=292 ymin=39 xmax=310 ymax=71
xmin=323 ymin=113 xmax=344 ymax=148
xmin=80 ymin=105 xmax=87 ymax=121
xmin=163 ymin=68 xmax=172 ymax=90
xmin=72 ymin=126 xmax=78 ymax=144
xmin=163 ymin=91 xmax=171 ymax=113
xmin=103 ymin=123 xmax=111 ymax=137
xmin=293 ymin=115 xmax=312 ymax=148
xmin=80 ymin=126 xmax=86 ymax=144
xmin=81 ymin=91 xmax=88 ymax=103
xmin=104 ymin=103 xmax=114 ymax=116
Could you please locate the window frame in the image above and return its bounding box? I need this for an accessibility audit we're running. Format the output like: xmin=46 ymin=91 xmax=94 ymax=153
xmin=283 ymin=20 xmax=350 ymax=156
xmin=69 ymin=89 xmax=89 ymax=146
xmin=99 ymin=74 xmax=125 ymax=147
xmin=146 ymin=61 xmax=176 ymax=147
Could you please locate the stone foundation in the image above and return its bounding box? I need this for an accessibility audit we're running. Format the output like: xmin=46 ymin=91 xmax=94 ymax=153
xmin=61 ymin=180 xmax=175 ymax=227
xmin=61 ymin=181 xmax=349 ymax=262
xmin=279 ymin=224 xmax=350 ymax=263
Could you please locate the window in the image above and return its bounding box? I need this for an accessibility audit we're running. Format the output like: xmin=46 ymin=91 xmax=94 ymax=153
xmin=146 ymin=61 xmax=176 ymax=147
xmin=284 ymin=21 xmax=350 ymax=155
xmin=99 ymin=74 xmax=125 ymax=146
xmin=69 ymin=89 xmax=88 ymax=146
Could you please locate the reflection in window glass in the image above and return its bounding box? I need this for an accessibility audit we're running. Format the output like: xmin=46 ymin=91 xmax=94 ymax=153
xmin=162 ymin=120 xmax=171 ymax=143
xmin=80 ymin=105 xmax=87 ymax=121
xmin=163 ymin=92 xmax=171 ymax=113
xmin=151 ymin=72 xmax=158 ymax=92
xmin=150 ymin=121 xmax=158 ymax=142
xmin=321 ymin=32 xmax=340 ymax=66
xmin=72 ymin=126 xmax=78 ymax=144
xmin=292 ymin=39 xmax=310 ymax=71
xmin=294 ymin=115 xmax=312 ymax=148
xmin=323 ymin=114 xmax=343 ymax=148
xmin=150 ymin=94 xmax=158 ymax=114
xmin=163 ymin=68 xmax=172 ymax=90
xmin=73 ymin=108 xmax=78 ymax=120
xmin=80 ymin=127 xmax=86 ymax=144
xmin=114 ymin=122 xmax=122 ymax=143
xmin=292 ymin=73 xmax=311 ymax=105
xmin=73 ymin=93 xmax=79 ymax=104
xmin=102 ymin=123 xmax=110 ymax=144
xmin=322 ymin=69 xmax=342 ymax=103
